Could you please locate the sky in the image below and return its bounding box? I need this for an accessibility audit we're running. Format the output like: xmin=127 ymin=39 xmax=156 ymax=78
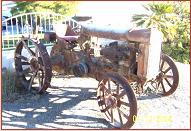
xmin=2 ymin=1 xmax=151 ymax=26
xmin=76 ymin=1 xmax=150 ymax=26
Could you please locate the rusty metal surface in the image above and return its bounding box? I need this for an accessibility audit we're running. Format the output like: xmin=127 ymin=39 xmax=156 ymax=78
xmin=100 ymin=42 xmax=139 ymax=80
xmin=46 ymin=25 xmax=139 ymax=128
xmin=80 ymin=24 xmax=151 ymax=43
xmin=50 ymin=42 xmax=79 ymax=74
xmin=155 ymin=54 xmax=179 ymax=96
xmin=97 ymin=72 xmax=137 ymax=129
xmin=47 ymin=24 xmax=167 ymax=93
xmin=14 ymin=23 xmax=179 ymax=129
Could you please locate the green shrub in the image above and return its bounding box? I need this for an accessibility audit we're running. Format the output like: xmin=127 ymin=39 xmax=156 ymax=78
xmin=162 ymin=44 xmax=190 ymax=64
xmin=132 ymin=2 xmax=190 ymax=64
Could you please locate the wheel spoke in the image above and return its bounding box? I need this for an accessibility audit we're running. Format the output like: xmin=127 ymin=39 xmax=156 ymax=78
xmin=118 ymin=108 xmax=129 ymax=119
xmin=15 ymin=53 xmax=29 ymax=62
xmin=157 ymin=54 xmax=179 ymax=96
xmin=116 ymin=90 xmax=126 ymax=100
xmin=21 ymin=61 xmax=30 ymax=65
xmin=105 ymin=87 xmax=112 ymax=94
xmin=15 ymin=38 xmax=52 ymax=94
xmin=164 ymin=66 xmax=171 ymax=74
xmin=164 ymin=75 xmax=173 ymax=78
xmin=158 ymin=81 xmax=161 ymax=87
xmin=100 ymin=83 xmax=111 ymax=94
xmin=117 ymin=107 xmax=123 ymax=126
xmin=37 ymin=72 xmax=42 ymax=89
xmin=18 ymin=67 xmax=31 ymax=76
xmin=116 ymin=84 xmax=119 ymax=94
xmin=160 ymin=60 xmax=165 ymax=71
xmin=39 ymin=64 xmax=44 ymax=70
xmin=28 ymin=72 xmax=37 ymax=91
xmin=38 ymin=57 xmax=44 ymax=66
xmin=35 ymin=46 xmax=39 ymax=58
xmin=21 ymin=80 xmax=30 ymax=90
xmin=23 ymin=40 xmax=35 ymax=56
xmin=96 ymin=73 xmax=138 ymax=128
xmin=110 ymin=108 xmax=114 ymax=123
xmin=120 ymin=101 xmax=130 ymax=107
xmin=108 ymin=78 xmax=111 ymax=90
xmin=160 ymin=80 xmax=166 ymax=93
xmin=101 ymin=105 xmax=112 ymax=112
xmin=164 ymin=78 xmax=173 ymax=87
xmin=39 ymin=65 xmax=45 ymax=71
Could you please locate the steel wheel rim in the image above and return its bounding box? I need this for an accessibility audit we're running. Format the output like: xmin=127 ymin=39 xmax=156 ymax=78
xmin=157 ymin=54 xmax=179 ymax=96
xmin=97 ymin=73 xmax=137 ymax=129
xmin=14 ymin=38 xmax=52 ymax=93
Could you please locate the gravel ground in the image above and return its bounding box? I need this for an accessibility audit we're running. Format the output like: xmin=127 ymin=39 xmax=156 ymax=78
xmin=2 ymin=62 xmax=190 ymax=129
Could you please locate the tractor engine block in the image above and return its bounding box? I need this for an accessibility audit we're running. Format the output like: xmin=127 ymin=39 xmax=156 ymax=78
xmin=100 ymin=41 xmax=137 ymax=76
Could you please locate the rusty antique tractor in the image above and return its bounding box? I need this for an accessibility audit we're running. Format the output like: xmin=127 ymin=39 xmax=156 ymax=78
xmin=14 ymin=23 xmax=179 ymax=129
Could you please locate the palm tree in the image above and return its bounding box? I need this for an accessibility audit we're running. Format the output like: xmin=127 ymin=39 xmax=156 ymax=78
xmin=132 ymin=2 xmax=190 ymax=63
xmin=132 ymin=2 xmax=178 ymax=42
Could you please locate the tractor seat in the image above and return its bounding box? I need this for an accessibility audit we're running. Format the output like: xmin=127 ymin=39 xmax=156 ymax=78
xmin=54 ymin=24 xmax=79 ymax=42
xmin=44 ymin=32 xmax=79 ymax=42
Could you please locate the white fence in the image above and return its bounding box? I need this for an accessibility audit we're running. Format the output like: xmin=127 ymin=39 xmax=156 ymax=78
xmin=2 ymin=12 xmax=79 ymax=50
xmin=2 ymin=12 xmax=79 ymax=69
